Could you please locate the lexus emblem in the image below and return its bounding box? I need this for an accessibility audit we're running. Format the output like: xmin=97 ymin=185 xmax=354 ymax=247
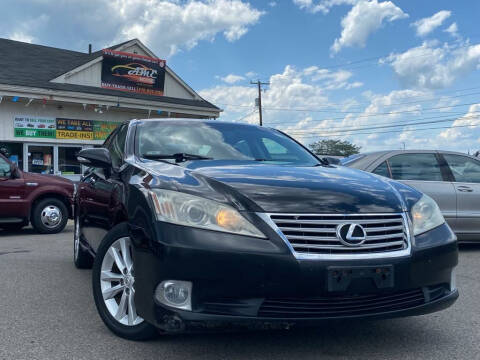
xmin=336 ymin=223 xmax=367 ymax=247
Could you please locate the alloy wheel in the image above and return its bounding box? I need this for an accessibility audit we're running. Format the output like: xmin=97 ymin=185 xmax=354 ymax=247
xmin=100 ymin=237 xmax=144 ymax=326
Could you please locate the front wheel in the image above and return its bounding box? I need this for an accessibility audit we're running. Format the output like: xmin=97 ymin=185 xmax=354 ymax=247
xmin=31 ymin=198 xmax=68 ymax=234
xmin=92 ymin=223 xmax=158 ymax=340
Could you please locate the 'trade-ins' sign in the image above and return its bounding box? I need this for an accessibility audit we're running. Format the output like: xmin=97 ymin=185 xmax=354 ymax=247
xmin=101 ymin=49 xmax=166 ymax=96
xmin=56 ymin=118 xmax=94 ymax=140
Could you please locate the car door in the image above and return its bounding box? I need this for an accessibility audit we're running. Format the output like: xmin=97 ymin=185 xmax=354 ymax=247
xmin=79 ymin=125 xmax=128 ymax=252
xmin=441 ymin=153 xmax=480 ymax=239
xmin=379 ymin=152 xmax=457 ymax=231
xmin=0 ymin=155 xmax=26 ymax=219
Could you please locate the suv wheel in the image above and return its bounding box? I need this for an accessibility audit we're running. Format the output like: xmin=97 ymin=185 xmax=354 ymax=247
xmin=31 ymin=198 xmax=68 ymax=234
xmin=92 ymin=223 xmax=158 ymax=340
xmin=74 ymin=214 xmax=93 ymax=269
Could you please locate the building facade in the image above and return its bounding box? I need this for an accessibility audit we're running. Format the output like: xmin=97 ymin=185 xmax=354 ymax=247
xmin=0 ymin=38 xmax=220 ymax=180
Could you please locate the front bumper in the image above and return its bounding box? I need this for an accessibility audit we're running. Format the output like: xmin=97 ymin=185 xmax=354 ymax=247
xmin=130 ymin=220 xmax=458 ymax=332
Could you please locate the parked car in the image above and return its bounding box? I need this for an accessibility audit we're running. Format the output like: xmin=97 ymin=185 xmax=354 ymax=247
xmin=0 ymin=153 xmax=74 ymax=233
xmin=74 ymin=119 xmax=458 ymax=340
xmin=342 ymin=150 xmax=480 ymax=242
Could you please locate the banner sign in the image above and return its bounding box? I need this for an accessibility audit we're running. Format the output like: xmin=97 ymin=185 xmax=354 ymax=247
xmin=93 ymin=121 xmax=121 ymax=140
xmin=14 ymin=116 xmax=56 ymax=138
xmin=56 ymin=118 xmax=94 ymax=140
xmin=13 ymin=116 xmax=121 ymax=141
xmin=101 ymin=49 xmax=166 ymax=96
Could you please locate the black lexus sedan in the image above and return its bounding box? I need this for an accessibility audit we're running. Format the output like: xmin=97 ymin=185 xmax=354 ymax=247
xmin=74 ymin=119 xmax=458 ymax=340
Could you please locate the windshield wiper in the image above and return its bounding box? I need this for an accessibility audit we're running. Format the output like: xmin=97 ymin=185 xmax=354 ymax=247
xmin=141 ymin=153 xmax=212 ymax=163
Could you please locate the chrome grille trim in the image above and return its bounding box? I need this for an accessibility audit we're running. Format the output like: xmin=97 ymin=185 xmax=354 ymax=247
xmin=257 ymin=212 xmax=412 ymax=260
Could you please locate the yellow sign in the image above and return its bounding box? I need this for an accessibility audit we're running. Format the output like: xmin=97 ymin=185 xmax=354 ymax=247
xmin=56 ymin=130 xmax=94 ymax=140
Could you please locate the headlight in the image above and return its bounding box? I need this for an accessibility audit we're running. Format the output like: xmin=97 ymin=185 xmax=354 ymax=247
xmin=149 ymin=189 xmax=266 ymax=238
xmin=411 ymin=194 xmax=445 ymax=236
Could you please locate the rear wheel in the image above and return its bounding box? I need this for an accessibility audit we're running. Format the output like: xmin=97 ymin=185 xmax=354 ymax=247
xmin=31 ymin=198 xmax=68 ymax=234
xmin=74 ymin=214 xmax=93 ymax=269
xmin=92 ymin=223 xmax=158 ymax=340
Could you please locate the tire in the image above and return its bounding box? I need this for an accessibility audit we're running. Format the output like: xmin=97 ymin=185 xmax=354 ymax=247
xmin=74 ymin=214 xmax=93 ymax=269
xmin=92 ymin=223 xmax=158 ymax=341
xmin=31 ymin=198 xmax=69 ymax=234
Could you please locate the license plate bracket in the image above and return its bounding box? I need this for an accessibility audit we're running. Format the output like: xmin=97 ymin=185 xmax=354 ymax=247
xmin=327 ymin=265 xmax=394 ymax=292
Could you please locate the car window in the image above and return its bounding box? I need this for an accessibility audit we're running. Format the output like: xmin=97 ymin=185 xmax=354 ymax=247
xmin=0 ymin=156 xmax=11 ymax=177
xmin=443 ymin=154 xmax=480 ymax=183
xmin=373 ymin=161 xmax=390 ymax=178
xmin=388 ymin=153 xmax=443 ymax=181
xmin=107 ymin=124 xmax=128 ymax=169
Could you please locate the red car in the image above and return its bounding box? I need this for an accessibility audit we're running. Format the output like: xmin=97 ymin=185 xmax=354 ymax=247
xmin=0 ymin=153 xmax=74 ymax=233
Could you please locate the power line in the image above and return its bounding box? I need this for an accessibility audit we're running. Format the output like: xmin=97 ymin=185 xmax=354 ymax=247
xmin=233 ymin=110 xmax=257 ymax=122
xmin=287 ymin=118 xmax=480 ymax=138
xmin=216 ymin=87 xmax=480 ymax=113
xmin=265 ymin=101 xmax=480 ymax=125
xmin=285 ymin=113 xmax=480 ymax=135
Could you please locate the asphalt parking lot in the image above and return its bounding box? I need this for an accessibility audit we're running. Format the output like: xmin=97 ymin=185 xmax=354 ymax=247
xmin=1 ymin=225 xmax=479 ymax=360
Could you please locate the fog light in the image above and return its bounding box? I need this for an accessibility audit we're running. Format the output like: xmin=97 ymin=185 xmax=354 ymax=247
xmin=155 ymin=280 xmax=192 ymax=311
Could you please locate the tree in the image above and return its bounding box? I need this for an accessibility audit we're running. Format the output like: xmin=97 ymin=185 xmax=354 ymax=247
xmin=308 ymin=139 xmax=361 ymax=157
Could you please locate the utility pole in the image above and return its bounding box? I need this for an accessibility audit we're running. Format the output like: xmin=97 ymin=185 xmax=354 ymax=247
xmin=251 ymin=80 xmax=269 ymax=126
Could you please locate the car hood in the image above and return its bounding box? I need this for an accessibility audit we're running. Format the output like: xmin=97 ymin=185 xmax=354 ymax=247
xmin=140 ymin=160 xmax=419 ymax=214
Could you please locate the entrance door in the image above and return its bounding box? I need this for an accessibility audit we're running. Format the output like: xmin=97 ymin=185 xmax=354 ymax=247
xmin=27 ymin=145 xmax=54 ymax=175
xmin=57 ymin=146 xmax=83 ymax=181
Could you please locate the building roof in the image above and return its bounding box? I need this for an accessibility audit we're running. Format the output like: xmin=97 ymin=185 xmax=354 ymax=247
xmin=0 ymin=38 xmax=219 ymax=110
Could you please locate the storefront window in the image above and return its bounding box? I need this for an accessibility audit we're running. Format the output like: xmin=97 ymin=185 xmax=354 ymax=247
xmin=0 ymin=142 xmax=24 ymax=170
xmin=28 ymin=145 xmax=54 ymax=174
xmin=58 ymin=147 xmax=82 ymax=175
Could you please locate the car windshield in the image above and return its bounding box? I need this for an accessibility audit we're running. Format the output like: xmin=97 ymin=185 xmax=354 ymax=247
xmin=135 ymin=121 xmax=320 ymax=166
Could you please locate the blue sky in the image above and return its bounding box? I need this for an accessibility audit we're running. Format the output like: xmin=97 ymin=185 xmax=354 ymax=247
xmin=1 ymin=0 xmax=480 ymax=153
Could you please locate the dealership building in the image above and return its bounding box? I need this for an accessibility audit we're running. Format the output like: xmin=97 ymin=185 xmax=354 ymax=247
xmin=0 ymin=38 xmax=220 ymax=180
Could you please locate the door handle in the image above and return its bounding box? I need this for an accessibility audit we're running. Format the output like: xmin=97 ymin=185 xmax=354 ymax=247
xmin=457 ymin=186 xmax=473 ymax=192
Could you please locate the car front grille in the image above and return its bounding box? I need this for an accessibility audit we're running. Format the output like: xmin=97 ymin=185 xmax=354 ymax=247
xmin=257 ymin=288 xmax=428 ymax=318
xmin=268 ymin=213 xmax=409 ymax=256
xmin=200 ymin=285 xmax=449 ymax=319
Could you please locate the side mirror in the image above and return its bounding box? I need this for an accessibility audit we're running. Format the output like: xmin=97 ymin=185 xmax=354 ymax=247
xmin=77 ymin=148 xmax=112 ymax=169
xmin=322 ymin=156 xmax=341 ymax=165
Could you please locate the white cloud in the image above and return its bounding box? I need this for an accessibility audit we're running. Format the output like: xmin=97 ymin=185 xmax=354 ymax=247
xmin=9 ymin=32 xmax=34 ymax=43
xmin=112 ymin=0 xmax=264 ymax=56
xmin=6 ymin=14 xmax=49 ymax=44
xmin=382 ymin=41 xmax=480 ymax=89
xmin=200 ymin=65 xmax=332 ymax=125
xmin=412 ymin=10 xmax=451 ymax=37
xmin=293 ymin=0 xmax=357 ymax=14
xmin=269 ymin=1 xmax=277 ymax=7
xmin=331 ymin=0 xmax=408 ymax=54
xmin=439 ymin=104 xmax=480 ymax=141
xmin=220 ymin=74 xmax=246 ymax=84
xmin=245 ymin=71 xmax=258 ymax=79
xmin=444 ymin=22 xmax=459 ymax=38
xmin=303 ymin=66 xmax=363 ymax=89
